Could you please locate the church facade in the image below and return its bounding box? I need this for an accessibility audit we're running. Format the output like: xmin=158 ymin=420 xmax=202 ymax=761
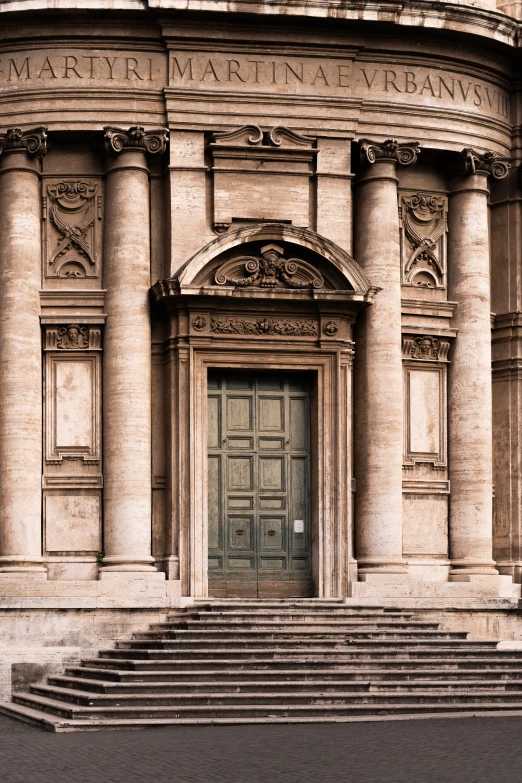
xmin=2 ymin=0 xmax=522 ymax=696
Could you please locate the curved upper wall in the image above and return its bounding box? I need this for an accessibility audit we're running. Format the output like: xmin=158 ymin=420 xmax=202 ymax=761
xmin=0 ymin=1 xmax=518 ymax=153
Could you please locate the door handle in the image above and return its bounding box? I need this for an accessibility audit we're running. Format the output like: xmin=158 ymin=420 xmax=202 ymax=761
xmin=236 ymin=529 xmax=244 ymax=535
xmin=267 ymin=530 xmax=276 ymax=536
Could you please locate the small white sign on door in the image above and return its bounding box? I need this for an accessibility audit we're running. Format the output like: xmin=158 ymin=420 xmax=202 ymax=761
xmin=294 ymin=519 xmax=304 ymax=533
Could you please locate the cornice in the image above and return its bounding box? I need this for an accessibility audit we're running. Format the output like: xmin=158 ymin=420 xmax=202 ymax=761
xmin=0 ymin=1 xmax=519 ymax=48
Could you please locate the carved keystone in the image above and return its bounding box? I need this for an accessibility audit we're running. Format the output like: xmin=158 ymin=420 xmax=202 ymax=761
xmin=0 ymin=126 xmax=48 ymax=158
xmin=461 ymin=148 xmax=510 ymax=179
xmin=104 ymin=125 xmax=169 ymax=156
xmin=360 ymin=138 xmax=420 ymax=167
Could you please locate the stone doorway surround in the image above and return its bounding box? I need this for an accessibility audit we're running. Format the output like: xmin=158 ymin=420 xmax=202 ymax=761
xmin=152 ymin=223 xmax=376 ymax=598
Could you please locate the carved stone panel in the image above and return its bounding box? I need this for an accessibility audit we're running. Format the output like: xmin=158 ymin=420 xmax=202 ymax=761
xmin=209 ymin=124 xmax=316 ymax=230
xmin=43 ymin=180 xmax=102 ymax=280
xmin=402 ymin=334 xmax=449 ymax=469
xmin=399 ymin=192 xmax=448 ymax=290
xmin=44 ymin=351 xmax=101 ymax=465
xmin=45 ymin=493 xmax=101 ymax=553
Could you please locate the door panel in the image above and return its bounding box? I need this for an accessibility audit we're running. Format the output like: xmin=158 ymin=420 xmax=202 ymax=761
xmin=208 ymin=371 xmax=313 ymax=598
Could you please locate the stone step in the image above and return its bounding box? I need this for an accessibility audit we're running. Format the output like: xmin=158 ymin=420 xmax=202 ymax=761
xmin=149 ymin=619 xmax=442 ymax=631
xmin=133 ymin=627 xmax=461 ymax=638
xmin=61 ymin=666 xmax=522 ymax=684
xmin=80 ymin=653 xmax=522 ymax=670
xmin=28 ymin=683 xmax=522 ymax=708
xmin=13 ymin=692 xmax=522 ymax=721
xmin=48 ymin=675 xmax=522 ymax=695
xmin=97 ymin=643 xmax=502 ymax=660
xmin=167 ymin=611 xmax=418 ymax=620
xmin=120 ymin=632 xmax=469 ymax=648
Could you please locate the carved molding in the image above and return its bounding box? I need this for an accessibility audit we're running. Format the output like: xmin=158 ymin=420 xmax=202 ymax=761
xmin=45 ymin=180 xmax=100 ymax=278
xmin=0 ymin=126 xmax=48 ymax=157
xmin=402 ymin=335 xmax=450 ymax=362
xmin=104 ymin=125 xmax=168 ymax=155
xmin=461 ymin=148 xmax=510 ymax=179
xmin=210 ymin=317 xmax=318 ymax=336
xmin=400 ymin=193 xmax=447 ymax=290
xmin=360 ymin=138 xmax=420 ymax=167
xmin=215 ymin=244 xmax=324 ymax=289
xmin=45 ymin=325 xmax=102 ymax=351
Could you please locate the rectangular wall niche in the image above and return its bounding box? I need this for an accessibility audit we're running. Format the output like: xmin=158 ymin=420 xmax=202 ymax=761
xmin=402 ymin=336 xmax=449 ymax=468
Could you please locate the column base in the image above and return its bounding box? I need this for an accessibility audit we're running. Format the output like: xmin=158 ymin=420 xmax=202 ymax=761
xmin=357 ymin=557 xmax=408 ymax=580
xmin=0 ymin=557 xmax=47 ymax=579
xmin=449 ymin=559 xmax=499 ymax=578
xmin=98 ymin=555 xmax=161 ymax=576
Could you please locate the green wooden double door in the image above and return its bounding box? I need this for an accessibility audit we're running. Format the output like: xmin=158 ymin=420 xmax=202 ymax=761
xmin=208 ymin=371 xmax=313 ymax=598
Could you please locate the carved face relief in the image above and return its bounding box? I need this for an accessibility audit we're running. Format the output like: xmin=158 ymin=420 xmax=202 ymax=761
xmin=56 ymin=324 xmax=89 ymax=350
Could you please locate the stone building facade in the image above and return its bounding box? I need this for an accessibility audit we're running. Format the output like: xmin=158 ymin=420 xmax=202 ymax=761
xmin=2 ymin=0 xmax=522 ymax=694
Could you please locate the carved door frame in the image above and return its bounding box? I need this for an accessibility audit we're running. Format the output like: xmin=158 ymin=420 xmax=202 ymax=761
xmin=185 ymin=346 xmax=352 ymax=598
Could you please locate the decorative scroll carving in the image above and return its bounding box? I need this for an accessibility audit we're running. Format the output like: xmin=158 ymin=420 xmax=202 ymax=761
xmin=215 ymin=244 xmax=324 ymax=289
xmin=400 ymin=193 xmax=447 ymax=289
xmin=212 ymin=125 xmax=315 ymax=149
xmin=402 ymin=335 xmax=450 ymax=362
xmin=104 ymin=125 xmax=168 ymax=155
xmin=461 ymin=148 xmax=510 ymax=179
xmin=212 ymin=125 xmax=263 ymax=146
xmin=268 ymin=127 xmax=316 ymax=147
xmin=210 ymin=317 xmax=318 ymax=336
xmin=360 ymin=138 xmax=420 ymax=167
xmin=0 ymin=126 xmax=48 ymax=157
xmin=46 ymin=181 xmax=99 ymax=277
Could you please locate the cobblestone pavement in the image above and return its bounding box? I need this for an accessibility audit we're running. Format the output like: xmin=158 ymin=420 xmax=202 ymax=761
xmin=1 ymin=714 xmax=521 ymax=783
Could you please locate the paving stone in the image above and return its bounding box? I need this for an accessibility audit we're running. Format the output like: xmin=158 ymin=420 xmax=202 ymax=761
xmin=1 ymin=713 xmax=522 ymax=783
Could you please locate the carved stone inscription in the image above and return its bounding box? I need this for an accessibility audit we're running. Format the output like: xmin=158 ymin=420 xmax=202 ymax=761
xmin=0 ymin=50 xmax=165 ymax=86
xmin=170 ymin=54 xmax=509 ymax=119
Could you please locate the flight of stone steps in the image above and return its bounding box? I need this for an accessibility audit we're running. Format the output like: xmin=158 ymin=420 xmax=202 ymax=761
xmin=3 ymin=599 xmax=522 ymax=731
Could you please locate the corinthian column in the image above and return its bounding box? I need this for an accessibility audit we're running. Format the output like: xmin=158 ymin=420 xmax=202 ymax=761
xmin=100 ymin=126 xmax=168 ymax=575
xmin=354 ymin=139 xmax=420 ymax=580
xmin=448 ymin=149 xmax=510 ymax=580
xmin=0 ymin=128 xmax=48 ymax=576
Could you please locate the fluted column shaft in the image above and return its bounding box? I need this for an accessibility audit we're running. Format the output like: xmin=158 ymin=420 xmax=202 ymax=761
xmin=448 ymin=169 xmax=499 ymax=577
xmin=0 ymin=134 xmax=46 ymax=574
xmin=101 ymin=148 xmax=156 ymax=572
xmin=354 ymin=154 xmax=407 ymax=578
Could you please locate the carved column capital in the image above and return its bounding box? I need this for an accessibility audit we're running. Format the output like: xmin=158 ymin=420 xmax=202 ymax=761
xmin=103 ymin=125 xmax=168 ymax=156
xmin=0 ymin=126 xmax=48 ymax=158
xmin=360 ymin=138 xmax=420 ymax=167
xmin=461 ymin=148 xmax=510 ymax=179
